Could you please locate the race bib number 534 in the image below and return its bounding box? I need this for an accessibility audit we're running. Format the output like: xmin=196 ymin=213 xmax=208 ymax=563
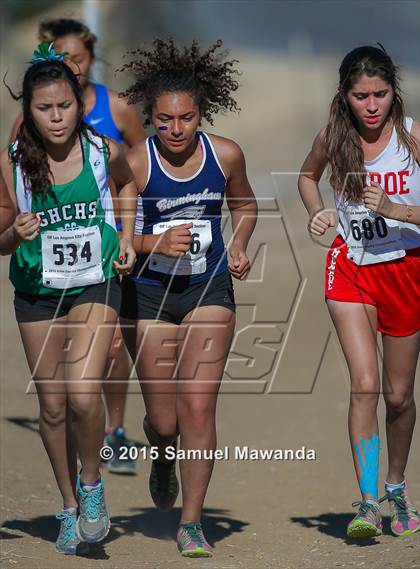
xmin=41 ymin=226 xmax=104 ymax=289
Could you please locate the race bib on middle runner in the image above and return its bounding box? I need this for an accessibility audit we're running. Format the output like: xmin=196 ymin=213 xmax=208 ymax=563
xmin=338 ymin=203 xmax=406 ymax=265
xmin=149 ymin=219 xmax=212 ymax=275
xmin=41 ymin=226 xmax=104 ymax=289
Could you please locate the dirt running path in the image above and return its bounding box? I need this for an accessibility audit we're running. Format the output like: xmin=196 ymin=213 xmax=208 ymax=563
xmin=1 ymin=195 xmax=419 ymax=569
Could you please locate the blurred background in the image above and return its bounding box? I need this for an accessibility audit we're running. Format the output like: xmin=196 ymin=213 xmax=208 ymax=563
xmin=1 ymin=0 xmax=418 ymax=171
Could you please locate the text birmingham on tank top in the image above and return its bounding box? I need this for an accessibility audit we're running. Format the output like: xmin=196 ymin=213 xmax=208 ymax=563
xmin=10 ymin=131 xmax=119 ymax=296
xmin=131 ymin=132 xmax=228 ymax=286
xmin=334 ymin=116 xmax=420 ymax=264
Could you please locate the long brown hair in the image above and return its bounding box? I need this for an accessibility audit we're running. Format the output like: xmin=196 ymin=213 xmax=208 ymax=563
xmin=7 ymin=60 xmax=105 ymax=198
xmin=325 ymin=45 xmax=417 ymax=202
xmin=8 ymin=61 xmax=85 ymax=197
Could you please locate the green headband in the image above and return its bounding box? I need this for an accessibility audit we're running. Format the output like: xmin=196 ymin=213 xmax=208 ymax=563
xmin=28 ymin=42 xmax=69 ymax=65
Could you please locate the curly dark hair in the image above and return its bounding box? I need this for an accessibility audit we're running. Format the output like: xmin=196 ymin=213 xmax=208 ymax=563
xmin=7 ymin=60 xmax=100 ymax=197
xmin=118 ymin=39 xmax=240 ymax=125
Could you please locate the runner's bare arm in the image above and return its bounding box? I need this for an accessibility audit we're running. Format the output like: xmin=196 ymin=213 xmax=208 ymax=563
xmin=222 ymin=139 xmax=257 ymax=242
xmin=0 ymin=149 xmax=38 ymax=254
xmin=109 ymin=91 xmax=147 ymax=147
xmin=0 ymin=158 xmax=16 ymax=233
xmin=298 ymin=128 xmax=328 ymax=215
xmin=8 ymin=113 xmax=23 ymax=144
xmin=214 ymin=136 xmax=257 ymax=279
xmin=107 ymin=139 xmax=137 ymax=270
xmin=298 ymin=129 xmax=336 ymax=236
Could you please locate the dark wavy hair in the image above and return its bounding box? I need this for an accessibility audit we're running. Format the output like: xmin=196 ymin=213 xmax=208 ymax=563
xmin=118 ymin=38 xmax=240 ymax=125
xmin=325 ymin=44 xmax=417 ymax=202
xmin=39 ymin=18 xmax=97 ymax=58
xmin=8 ymin=61 xmax=86 ymax=197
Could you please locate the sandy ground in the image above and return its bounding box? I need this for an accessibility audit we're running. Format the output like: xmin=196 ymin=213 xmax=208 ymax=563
xmin=0 ymin=188 xmax=419 ymax=569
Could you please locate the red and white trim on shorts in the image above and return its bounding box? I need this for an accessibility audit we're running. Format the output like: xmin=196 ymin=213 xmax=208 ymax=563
xmin=325 ymin=235 xmax=420 ymax=337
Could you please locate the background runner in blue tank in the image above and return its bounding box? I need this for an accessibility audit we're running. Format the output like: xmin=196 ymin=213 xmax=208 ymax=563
xmin=0 ymin=49 xmax=137 ymax=552
xmin=8 ymin=18 xmax=147 ymax=473
xmin=120 ymin=39 xmax=257 ymax=556
xmin=298 ymin=46 xmax=420 ymax=538
xmin=9 ymin=18 xmax=146 ymax=146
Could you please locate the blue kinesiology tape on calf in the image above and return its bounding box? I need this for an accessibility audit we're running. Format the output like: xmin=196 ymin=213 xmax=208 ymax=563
xmin=354 ymin=433 xmax=380 ymax=499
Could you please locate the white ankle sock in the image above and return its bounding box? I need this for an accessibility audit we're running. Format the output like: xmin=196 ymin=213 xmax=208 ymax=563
xmin=385 ymin=480 xmax=405 ymax=492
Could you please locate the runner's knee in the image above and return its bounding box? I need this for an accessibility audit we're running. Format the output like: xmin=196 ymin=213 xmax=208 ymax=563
xmin=68 ymin=394 xmax=103 ymax=419
xmin=39 ymin=404 xmax=67 ymax=429
xmin=350 ymin=376 xmax=380 ymax=407
xmin=177 ymin=397 xmax=215 ymax=433
xmin=144 ymin=414 xmax=177 ymax=442
xmin=384 ymin=391 xmax=414 ymax=415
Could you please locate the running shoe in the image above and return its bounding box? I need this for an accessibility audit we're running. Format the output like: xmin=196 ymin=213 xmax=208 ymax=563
xmin=55 ymin=507 xmax=79 ymax=555
xmin=347 ymin=501 xmax=382 ymax=537
xmin=383 ymin=484 xmax=420 ymax=536
xmin=76 ymin=476 xmax=110 ymax=543
xmin=177 ymin=522 xmax=213 ymax=557
xmin=149 ymin=457 xmax=179 ymax=512
xmin=105 ymin=426 xmax=137 ymax=475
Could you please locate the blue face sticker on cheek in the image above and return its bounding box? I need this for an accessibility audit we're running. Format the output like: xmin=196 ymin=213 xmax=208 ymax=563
xmin=158 ymin=125 xmax=168 ymax=131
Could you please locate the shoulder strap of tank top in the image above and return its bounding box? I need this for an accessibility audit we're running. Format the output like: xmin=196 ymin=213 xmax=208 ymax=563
xmin=404 ymin=116 xmax=414 ymax=132
xmin=10 ymin=141 xmax=32 ymax=213
xmin=91 ymin=83 xmax=108 ymax=113
xmin=85 ymin=130 xmax=116 ymax=228
xmin=200 ymin=132 xmax=227 ymax=180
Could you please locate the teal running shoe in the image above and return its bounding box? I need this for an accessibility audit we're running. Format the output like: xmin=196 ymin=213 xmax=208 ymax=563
xmin=105 ymin=427 xmax=137 ymax=475
xmin=55 ymin=507 xmax=79 ymax=555
xmin=76 ymin=476 xmax=110 ymax=543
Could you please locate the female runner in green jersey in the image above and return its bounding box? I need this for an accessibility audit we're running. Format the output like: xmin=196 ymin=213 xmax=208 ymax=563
xmin=0 ymin=44 xmax=137 ymax=554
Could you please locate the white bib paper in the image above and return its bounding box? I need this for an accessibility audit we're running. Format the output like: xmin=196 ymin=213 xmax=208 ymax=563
xmin=149 ymin=219 xmax=212 ymax=275
xmin=339 ymin=204 xmax=406 ymax=265
xmin=41 ymin=226 xmax=104 ymax=289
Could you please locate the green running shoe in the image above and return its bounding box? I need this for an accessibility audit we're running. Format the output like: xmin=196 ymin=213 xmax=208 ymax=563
xmin=177 ymin=522 xmax=213 ymax=557
xmin=347 ymin=501 xmax=382 ymax=538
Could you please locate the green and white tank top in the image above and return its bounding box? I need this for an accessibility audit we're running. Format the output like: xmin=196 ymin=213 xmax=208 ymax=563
xmin=10 ymin=131 xmax=120 ymax=296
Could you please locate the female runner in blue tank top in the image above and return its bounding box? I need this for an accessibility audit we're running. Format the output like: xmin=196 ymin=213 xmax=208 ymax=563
xmin=9 ymin=18 xmax=147 ymax=474
xmin=119 ymin=39 xmax=257 ymax=557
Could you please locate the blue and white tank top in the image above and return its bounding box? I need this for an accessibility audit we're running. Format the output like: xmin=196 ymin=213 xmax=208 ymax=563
xmin=131 ymin=132 xmax=228 ymax=286
xmin=85 ymin=83 xmax=123 ymax=144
